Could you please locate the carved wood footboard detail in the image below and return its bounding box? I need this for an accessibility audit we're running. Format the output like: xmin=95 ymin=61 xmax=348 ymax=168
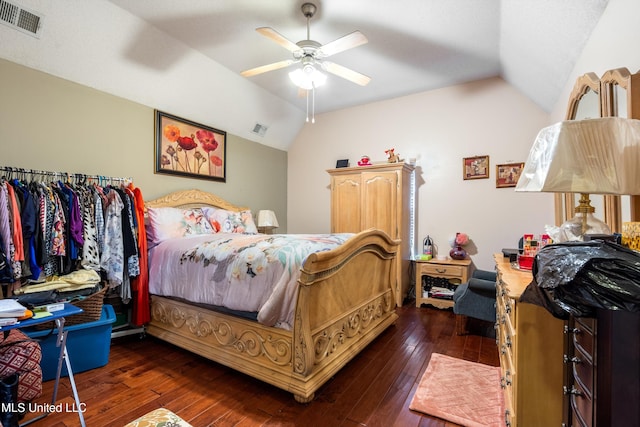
xmin=311 ymin=290 xmax=395 ymax=363
xmin=150 ymin=299 xmax=293 ymax=367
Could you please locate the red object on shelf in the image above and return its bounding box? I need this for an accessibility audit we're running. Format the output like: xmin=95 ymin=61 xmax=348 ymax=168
xmin=518 ymin=255 xmax=534 ymax=270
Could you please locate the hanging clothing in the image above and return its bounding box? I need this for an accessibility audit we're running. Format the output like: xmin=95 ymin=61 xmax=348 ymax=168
xmin=39 ymin=185 xmax=57 ymax=277
xmin=128 ymin=183 xmax=150 ymax=326
xmin=100 ymin=189 xmax=125 ymax=287
xmin=79 ymin=186 xmax=100 ymax=271
xmin=0 ymin=184 xmax=13 ymax=282
xmin=5 ymin=183 xmax=23 ymax=283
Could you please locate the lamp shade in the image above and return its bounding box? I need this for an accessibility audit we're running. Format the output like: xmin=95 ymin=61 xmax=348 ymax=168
xmin=515 ymin=117 xmax=640 ymax=195
xmin=257 ymin=210 xmax=279 ymax=228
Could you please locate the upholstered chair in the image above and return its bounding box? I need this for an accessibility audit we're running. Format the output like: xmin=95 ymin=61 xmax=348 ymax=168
xmin=453 ymin=269 xmax=497 ymax=335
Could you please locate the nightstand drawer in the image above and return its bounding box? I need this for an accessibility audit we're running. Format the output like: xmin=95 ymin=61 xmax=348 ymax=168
xmin=419 ymin=263 xmax=464 ymax=278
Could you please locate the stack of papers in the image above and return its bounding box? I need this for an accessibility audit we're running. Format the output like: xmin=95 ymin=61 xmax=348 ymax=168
xmin=0 ymin=299 xmax=32 ymax=326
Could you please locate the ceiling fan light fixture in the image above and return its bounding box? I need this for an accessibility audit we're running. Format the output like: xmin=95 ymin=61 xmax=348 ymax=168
xmin=288 ymin=64 xmax=327 ymax=90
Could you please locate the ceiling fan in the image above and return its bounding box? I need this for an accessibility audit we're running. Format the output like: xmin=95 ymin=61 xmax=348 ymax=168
xmin=241 ymin=2 xmax=371 ymax=90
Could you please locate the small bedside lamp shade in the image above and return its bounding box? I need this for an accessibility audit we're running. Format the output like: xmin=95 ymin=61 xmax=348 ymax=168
xmin=257 ymin=210 xmax=279 ymax=234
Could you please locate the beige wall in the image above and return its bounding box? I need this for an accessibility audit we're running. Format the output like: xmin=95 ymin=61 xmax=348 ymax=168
xmin=0 ymin=59 xmax=288 ymax=230
xmin=287 ymin=77 xmax=553 ymax=271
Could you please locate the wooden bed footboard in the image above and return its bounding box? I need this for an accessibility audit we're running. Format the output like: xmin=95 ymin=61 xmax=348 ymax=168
xmin=146 ymin=227 xmax=399 ymax=402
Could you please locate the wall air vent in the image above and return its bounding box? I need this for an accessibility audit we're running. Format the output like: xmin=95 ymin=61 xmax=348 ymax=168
xmin=252 ymin=123 xmax=268 ymax=137
xmin=0 ymin=0 xmax=43 ymax=38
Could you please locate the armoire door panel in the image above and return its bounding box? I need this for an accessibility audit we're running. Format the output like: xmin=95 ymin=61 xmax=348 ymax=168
xmin=361 ymin=172 xmax=398 ymax=237
xmin=331 ymin=175 xmax=361 ymax=233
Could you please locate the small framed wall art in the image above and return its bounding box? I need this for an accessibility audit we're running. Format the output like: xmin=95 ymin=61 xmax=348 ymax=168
xmin=155 ymin=110 xmax=227 ymax=182
xmin=462 ymin=155 xmax=490 ymax=180
xmin=496 ymin=162 xmax=525 ymax=188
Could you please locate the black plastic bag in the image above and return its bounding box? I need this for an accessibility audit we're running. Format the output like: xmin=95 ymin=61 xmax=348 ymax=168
xmin=519 ymin=240 xmax=640 ymax=319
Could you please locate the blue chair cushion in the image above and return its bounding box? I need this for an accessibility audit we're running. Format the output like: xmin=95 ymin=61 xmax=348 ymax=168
xmin=453 ymin=270 xmax=497 ymax=323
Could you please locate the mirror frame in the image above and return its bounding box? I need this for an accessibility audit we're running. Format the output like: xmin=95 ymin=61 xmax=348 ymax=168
xmin=600 ymin=67 xmax=640 ymax=224
xmin=560 ymin=72 xmax=601 ymax=226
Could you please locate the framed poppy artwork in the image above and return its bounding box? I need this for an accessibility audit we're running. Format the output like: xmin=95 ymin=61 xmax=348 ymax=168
xmin=496 ymin=162 xmax=525 ymax=188
xmin=462 ymin=155 xmax=490 ymax=180
xmin=155 ymin=110 xmax=226 ymax=182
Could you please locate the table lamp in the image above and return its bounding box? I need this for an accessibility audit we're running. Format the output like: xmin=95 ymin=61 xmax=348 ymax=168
xmin=515 ymin=117 xmax=640 ymax=238
xmin=257 ymin=210 xmax=279 ymax=234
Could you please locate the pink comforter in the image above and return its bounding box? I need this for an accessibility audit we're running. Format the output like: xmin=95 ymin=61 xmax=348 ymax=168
xmin=148 ymin=233 xmax=353 ymax=330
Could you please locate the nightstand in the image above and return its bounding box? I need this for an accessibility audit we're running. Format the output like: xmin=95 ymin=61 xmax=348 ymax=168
xmin=415 ymin=258 xmax=472 ymax=308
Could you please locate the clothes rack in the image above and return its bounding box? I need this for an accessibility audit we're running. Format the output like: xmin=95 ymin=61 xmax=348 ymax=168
xmin=0 ymin=165 xmax=146 ymax=339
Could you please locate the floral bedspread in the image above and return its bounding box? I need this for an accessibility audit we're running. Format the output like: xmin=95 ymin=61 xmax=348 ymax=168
xmin=148 ymin=233 xmax=353 ymax=330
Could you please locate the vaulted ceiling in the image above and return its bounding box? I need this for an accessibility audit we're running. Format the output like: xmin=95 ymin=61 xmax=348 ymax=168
xmin=109 ymin=0 xmax=609 ymax=115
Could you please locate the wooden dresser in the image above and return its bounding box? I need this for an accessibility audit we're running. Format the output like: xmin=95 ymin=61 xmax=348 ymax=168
xmin=494 ymin=254 xmax=564 ymax=427
xmin=328 ymin=162 xmax=415 ymax=306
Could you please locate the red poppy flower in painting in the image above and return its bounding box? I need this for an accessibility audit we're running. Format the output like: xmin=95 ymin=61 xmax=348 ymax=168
xmin=196 ymin=129 xmax=219 ymax=153
xmin=210 ymin=155 xmax=223 ymax=167
xmin=177 ymin=136 xmax=197 ymax=151
xmin=163 ymin=125 xmax=180 ymax=142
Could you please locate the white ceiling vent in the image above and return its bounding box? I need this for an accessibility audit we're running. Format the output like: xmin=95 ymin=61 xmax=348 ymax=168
xmin=252 ymin=123 xmax=268 ymax=137
xmin=0 ymin=0 xmax=43 ymax=38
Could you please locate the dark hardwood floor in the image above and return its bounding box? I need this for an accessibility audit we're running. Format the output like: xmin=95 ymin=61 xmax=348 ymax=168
xmin=22 ymin=302 xmax=499 ymax=427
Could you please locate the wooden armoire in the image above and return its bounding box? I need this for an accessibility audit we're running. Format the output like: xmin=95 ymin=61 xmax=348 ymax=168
xmin=327 ymin=162 xmax=415 ymax=306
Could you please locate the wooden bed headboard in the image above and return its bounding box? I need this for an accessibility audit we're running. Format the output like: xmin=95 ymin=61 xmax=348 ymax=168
xmin=144 ymin=189 xmax=249 ymax=213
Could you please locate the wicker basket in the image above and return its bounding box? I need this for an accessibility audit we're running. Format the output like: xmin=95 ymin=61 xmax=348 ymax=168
xmin=31 ymin=285 xmax=106 ymax=330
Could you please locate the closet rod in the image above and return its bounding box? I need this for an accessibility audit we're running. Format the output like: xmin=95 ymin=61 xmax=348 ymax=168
xmin=0 ymin=166 xmax=131 ymax=184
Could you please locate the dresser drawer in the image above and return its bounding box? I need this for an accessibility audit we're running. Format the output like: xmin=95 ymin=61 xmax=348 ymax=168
xmin=504 ymin=407 xmax=514 ymax=427
xmin=572 ymin=345 xmax=595 ymax=399
xmin=504 ymin=297 xmax=516 ymax=334
xmin=572 ymin=323 xmax=595 ymax=364
xmin=500 ymin=352 xmax=515 ymax=425
xmin=570 ymin=379 xmax=593 ymax=427
xmin=571 ymin=403 xmax=589 ymax=427
xmin=499 ymin=319 xmax=515 ymax=358
xmin=575 ymin=316 xmax=595 ymax=333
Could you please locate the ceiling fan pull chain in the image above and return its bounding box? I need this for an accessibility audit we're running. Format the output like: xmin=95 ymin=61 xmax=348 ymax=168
xmin=311 ymin=85 xmax=316 ymax=123
xmin=306 ymin=89 xmax=310 ymax=122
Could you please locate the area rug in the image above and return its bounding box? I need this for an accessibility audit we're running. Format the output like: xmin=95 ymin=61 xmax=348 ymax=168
xmin=409 ymin=353 xmax=504 ymax=427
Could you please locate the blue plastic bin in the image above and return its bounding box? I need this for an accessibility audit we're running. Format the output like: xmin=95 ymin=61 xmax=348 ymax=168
xmin=25 ymin=304 xmax=116 ymax=381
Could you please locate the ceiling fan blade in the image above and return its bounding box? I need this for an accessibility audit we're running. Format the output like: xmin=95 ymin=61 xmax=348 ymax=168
xmin=322 ymin=61 xmax=371 ymax=86
xmin=241 ymin=59 xmax=295 ymax=77
xmin=318 ymin=31 xmax=368 ymax=57
xmin=256 ymin=27 xmax=300 ymax=52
